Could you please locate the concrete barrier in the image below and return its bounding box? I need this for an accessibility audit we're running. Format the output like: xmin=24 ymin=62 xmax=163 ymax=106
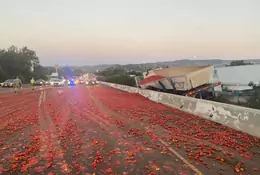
xmin=101 ymin=82 xmax=260 ymax=138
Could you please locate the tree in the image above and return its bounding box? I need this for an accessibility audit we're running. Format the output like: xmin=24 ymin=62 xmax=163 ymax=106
xmin=33 ymin=65 xmax=48 ymax=80
xmin=0 ymin=49 xmax=5 ymax=80
xmin=104 ymin=75 xmax=136 ymax=86
xmin=128 ymin=70 xmax=142 ymax=76
xmin=0 ymin=46 xmax=43 ymax=82
xmin=96 ymin=67 xmax=138 ymax=86
xmin=73 ymin=69 xmax=83 ymax=76
xmin=20 ymin=46 xmax=39 ymax=68
xmin=248 ymin=86 xmax=260 ymax=109
xmin=229 ymin=60 xmax=252 ymax=67
xmin=96 ymin=68 xmax=125 ymax=77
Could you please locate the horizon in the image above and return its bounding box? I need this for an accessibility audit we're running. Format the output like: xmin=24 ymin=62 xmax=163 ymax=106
xmin=1 ymin=0 xmax=259 ymax=66
xmin=37 ymin=57 xmax=259 ymax=67
xmin=56 ymin=58 xmax=260 ymax=68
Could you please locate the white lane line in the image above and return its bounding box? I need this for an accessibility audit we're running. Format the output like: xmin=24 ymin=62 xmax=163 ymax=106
xmin=38 ymin=91 xmax=48 ymax=153
xmin=88 ymin=88 xmax=203 ymax=174
xmin=144 ymin=126 xmax=204 ymax=175
xmin=43 ymin=91 xmax=46 ymax=102
xmin=38 ymin=91 xmax=43 ymax=108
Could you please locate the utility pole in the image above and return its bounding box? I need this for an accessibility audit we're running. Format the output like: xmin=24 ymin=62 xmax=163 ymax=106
xmin=55 ymin=64 xmax=59 ymax=73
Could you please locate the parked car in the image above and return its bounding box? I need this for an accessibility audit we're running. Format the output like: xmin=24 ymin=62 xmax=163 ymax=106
xmin=2 ymin=79 xmax=16 ymax=88
xmin=34 ymin=79 xmax=46 ymax=86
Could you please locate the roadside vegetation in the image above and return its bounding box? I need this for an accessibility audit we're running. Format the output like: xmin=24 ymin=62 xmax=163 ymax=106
xmin=95 ymin=68 xmax=143 ymax=87
xmin=227 ymin=60 xmax=253 ymax=67
xmin=247 ymin=86 xmax=260 ymax=109
xmin=0 ymin=46 xmax=51 ymax=83
xmin=213 ymin=86 xmax=260 ymax=110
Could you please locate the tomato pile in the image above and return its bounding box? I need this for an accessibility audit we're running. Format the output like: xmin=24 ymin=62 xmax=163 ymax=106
xmin=0 ymin=86 xmax=259 ymax=175
xmin=91 ymin=86 xmax=260 ymax=175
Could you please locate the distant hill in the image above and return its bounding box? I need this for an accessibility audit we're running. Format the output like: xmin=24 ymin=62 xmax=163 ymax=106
xmin=60 ymin=64 xmax=116 ymax=73
xmin=60 ymin=59 xmax=260 ymax=73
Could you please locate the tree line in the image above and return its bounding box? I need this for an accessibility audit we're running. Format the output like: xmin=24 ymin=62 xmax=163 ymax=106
xmin=95 ymin=68 xmax=143 ymax=87
xmin=0 ymin=45 xmax=139 ymax=84
xmin=0 ymin=46 xmax=51 ymax=83
xmin=228 ymin=60 xmax=253 ymax=67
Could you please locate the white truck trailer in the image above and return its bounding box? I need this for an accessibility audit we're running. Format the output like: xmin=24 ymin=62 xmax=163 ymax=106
xmin=139 ymin=65 xmax=222 ymax=99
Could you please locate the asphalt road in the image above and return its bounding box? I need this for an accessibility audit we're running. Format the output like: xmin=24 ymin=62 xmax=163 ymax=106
xmin=0 ymin=85 xmax=259 ymax=175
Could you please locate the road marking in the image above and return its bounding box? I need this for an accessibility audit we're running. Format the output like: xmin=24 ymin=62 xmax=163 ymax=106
xmin=38 ymin=91 xmax=47 ymax=153
xmin=144 ymin=126 xmax=204 ymax=175
xmin=87 ymin=88 xmax=203 ymax=174
xmin=43 ymin=91 xmax=46 ymax=102
xmin=38 ymin=91 xmax=43 ymax=108
xmin=89 ymin=88 xmax=203 ymax=174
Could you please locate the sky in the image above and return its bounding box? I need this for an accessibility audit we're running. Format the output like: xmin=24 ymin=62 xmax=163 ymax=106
xmin=0 ymin=0 xmax=260 ymax=66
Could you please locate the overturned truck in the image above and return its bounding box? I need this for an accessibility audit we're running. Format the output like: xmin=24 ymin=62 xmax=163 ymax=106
xmin=139 ymin=65 xmax=222 ymax=99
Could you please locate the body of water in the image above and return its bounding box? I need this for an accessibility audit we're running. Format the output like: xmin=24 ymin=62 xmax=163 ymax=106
xmin=215 ymin=64 xmax=260 ymax=90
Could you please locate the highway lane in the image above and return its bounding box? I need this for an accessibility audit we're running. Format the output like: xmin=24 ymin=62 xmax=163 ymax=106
xmin=0 ymin=85 xmax=259 ymax=174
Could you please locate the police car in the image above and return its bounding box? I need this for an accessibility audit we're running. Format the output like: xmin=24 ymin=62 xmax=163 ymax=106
xmin=67 ymin=78 xmax=77 ymax=86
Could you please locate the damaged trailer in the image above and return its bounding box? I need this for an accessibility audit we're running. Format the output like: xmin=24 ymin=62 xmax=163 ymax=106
xmin=139 ymin=65 xmax=222 ymax=99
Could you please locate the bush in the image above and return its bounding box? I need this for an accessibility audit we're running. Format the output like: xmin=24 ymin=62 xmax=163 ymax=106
xmin=96 ymin=68 xmax=140 ymax=87
xmin=101 ymin=75 xmax=136 ymax=87
xmin=247 ymin=87 xmax=260 ymax=109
